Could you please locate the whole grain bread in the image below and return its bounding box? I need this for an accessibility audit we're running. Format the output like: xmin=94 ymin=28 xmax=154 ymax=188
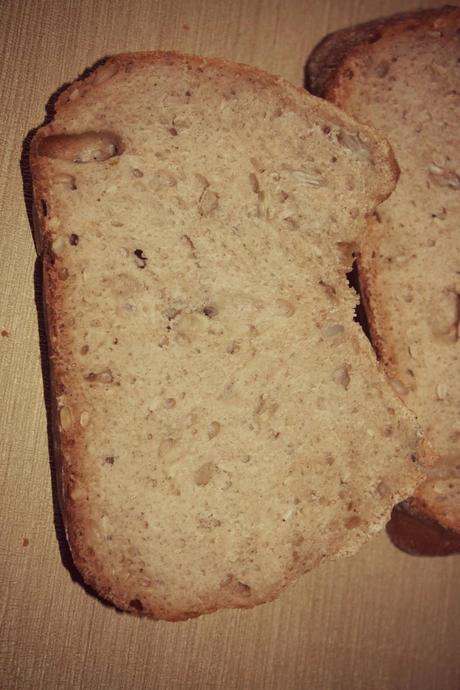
xmin=306 ymin=7 xmax=460 ymax=541
xmin=31 ymin=52 xmax=430 ymax=620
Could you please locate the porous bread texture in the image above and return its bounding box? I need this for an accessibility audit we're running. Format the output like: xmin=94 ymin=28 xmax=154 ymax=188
xmin=31 ymin=52 xmax=428 ymax=620
xmin=307 ymin=8 xmax=460 ymax=532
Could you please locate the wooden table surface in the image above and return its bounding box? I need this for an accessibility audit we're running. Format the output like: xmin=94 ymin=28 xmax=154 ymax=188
xmin=1 ymin=1 xmax=460 ymax=688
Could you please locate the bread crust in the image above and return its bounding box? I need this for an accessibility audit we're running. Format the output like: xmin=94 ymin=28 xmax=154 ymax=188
xmin=32 ymin=51 xmax=429 ymax=618
xmin=306 ymin=6 xmax=460 ymax=545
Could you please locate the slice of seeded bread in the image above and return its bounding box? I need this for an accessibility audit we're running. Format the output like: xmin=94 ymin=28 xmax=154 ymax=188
xmin=306 ymin=7 xmax=460 ymax=541
xmin=31 ymin=52 xmax=430 ymax=620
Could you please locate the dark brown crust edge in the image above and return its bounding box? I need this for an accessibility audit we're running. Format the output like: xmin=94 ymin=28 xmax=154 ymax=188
xmin=30 ymin=51 xmax=411 ymax=620
xmin=306 ymin=5 xmax=460 ymax=550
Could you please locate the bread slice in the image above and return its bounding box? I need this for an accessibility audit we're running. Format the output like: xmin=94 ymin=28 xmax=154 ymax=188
xmin=31 ymin=52 xmax=430 ymax=620
xmin=307 ymin=7 xmax=460 ymax=540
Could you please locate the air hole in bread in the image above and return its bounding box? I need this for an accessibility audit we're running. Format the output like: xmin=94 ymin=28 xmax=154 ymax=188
xmin=346 ymin=259 xmax=372 ymax=343
xmin=203 ymin=305 xmax=217 ymax=318
xmin=133 ymin=249 xmax=148 ymax=268
xmin=129 ymin=598 xmax=143 ymax=611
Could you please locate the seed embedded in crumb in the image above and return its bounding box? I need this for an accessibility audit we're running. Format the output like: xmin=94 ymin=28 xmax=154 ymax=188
xmin=428 ymin=164 xmax=460 ymax=189
xmin=208 ymin=421 xmax=221 ymax=439
xmin=194 ymin=173 xmax=209 ymax=189
xmin=376 ymin=481 xmax=390 ymax=497
xmin=276 ymin=299 xmax=295 ymax=317
xmin=333 ymin=364 xmax=351 ymax=390
xmin=80 ymin=411 xmax=90 ymax=427
xmin=337 ymin=129 xmax=372 ymax=163
xmin=199 ymin=189 xmax=219 ymax=216
xmin=85 ymin=368 xmax=114 ymax=384
xmin=392 ymin=379 xmax=410 ymax=397
xmin=436 ymin=383 xmax=448 ymax=400
xmin=59 ymin=406 xmax=72 ymax=431
xmin=345 ymin=515 xmax=362 ymax=529
xmin=250 ymin=157 xmax=265 ymax=173
xmin=408 ymin=343 xmax=418 ymax=359
xmin=158 ymin=437 xmax=177 ymax=457
xmin=195 ymin=461 xmax=216 ymax=486
xmin=154 ymin=169 xmax=177 ymax=188
xmin=249 ymin=172 xmax=260 ymax=193
xmin=325 ymin=323 xmax=344 ymax=338
xmin=51 ymin=235 xmax=67 ymax=256
xmin=226 ymin=340 xmax=239 ymax=354
xmin=70 ymin=485 xmax=87 ymax=502
xmin=55 ymin=172 xmax=77 ymax=189
xmin=291 ymin=169 xmax=325 ymax=187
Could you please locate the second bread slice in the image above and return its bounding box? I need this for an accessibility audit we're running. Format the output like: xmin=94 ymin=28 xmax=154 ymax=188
xmin=307 ymin=7 xmax=460 ymax=544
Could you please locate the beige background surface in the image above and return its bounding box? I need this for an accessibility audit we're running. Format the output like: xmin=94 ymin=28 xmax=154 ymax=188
xmin=1 ymin=1 xmax=460 ymax=689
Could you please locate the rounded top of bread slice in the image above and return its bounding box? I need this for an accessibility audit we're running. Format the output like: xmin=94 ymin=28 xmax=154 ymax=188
xmin=31 ymin=52 xmax=428 ymax=619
